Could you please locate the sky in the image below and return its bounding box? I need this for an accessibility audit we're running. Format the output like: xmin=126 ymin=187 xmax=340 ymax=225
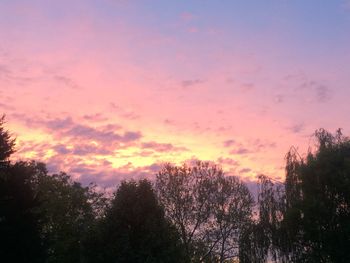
xmin=1 ymin=0 xmax=350 ymax=188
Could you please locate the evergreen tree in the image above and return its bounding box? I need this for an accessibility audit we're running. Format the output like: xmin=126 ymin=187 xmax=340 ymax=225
xmin=89 ymin=179 xmax=185 ymax=263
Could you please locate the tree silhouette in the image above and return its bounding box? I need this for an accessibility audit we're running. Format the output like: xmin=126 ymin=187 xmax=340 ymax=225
xmin=37 ymin=171 xmax=105 ymax=263
xmin=282 ymin=129 xmax=350 ymax=262
xmin=156 ymin=161 xmax=254 ymax=262
xmin=87 ymin=179 xmax=185 ymax=263
xmin=239 ymin=175 xmax=286 ymax=263
xmin=0 ymin=119 xmax=45 ymax=263
xmin=0 ymin=116 xmax=103 ymax=263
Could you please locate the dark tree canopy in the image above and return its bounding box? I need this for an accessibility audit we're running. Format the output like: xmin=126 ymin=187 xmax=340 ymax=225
xmin=239 ymin=175 xmax=286 ymax=263
xmin=0 ymin=159 xmax=102 ymax=263
xmin=282 ymin=129 xmax=350 ymax=262
xmin=0 ymin=117 xmax=104 ymax=263
xmin=0 ymin=117 xmax=43 ymax=262
xmin=89 ymin=179 xmax=185 ymax=263
xmin=0 ymin=161 xmax=45 ymax=263
xmin=241 ymin=129 xmax=350 ymax=263
xmin=37 ymin=171 xmax=105 ymax=263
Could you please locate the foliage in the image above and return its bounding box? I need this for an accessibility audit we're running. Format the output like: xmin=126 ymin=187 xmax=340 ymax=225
xmin=0 ymin=162 xmax=46 ymax=263
xmin=282 ymin=129 xmax=350 ymax=262
xmin=0 ymin=124 xmax=45 ymax=262
xmin=88 ymin=179 xmax=185 ymax=263
xmin=0 ymin=116 xmax=105 ymax=263
xmin=210 ymin=175 xmax=254 ymax=262
xmin=239 ymin=175 xmax=285 ymax=263
xmin=0 ymin=115 xmax=15 ymax=162
xmin=0 ymin=159 xmax=103 ymax=263
xmin=156 ymin=161 xmax=254 ymax=262
xmin=37 ymin=171 xmax=106 ymax=263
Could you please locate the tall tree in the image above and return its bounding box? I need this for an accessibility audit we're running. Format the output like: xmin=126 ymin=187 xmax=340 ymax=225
xmin=36 ymin=171 xmax=105 ymax=263
xmin=211 ymin=175 xmax=253 ymax=262
xmin=0 ymin=120 xmax=45 ymax=263
xmin=156 ymin=161 xmax=254 ymax=262
xmin=282 ymin=129 xmax=350 ymax=262
xmin=0 ymin=117 xmax=105 ymax=263
xmin=92 ymin=179 xmax=185 ymax=263
xmin=239 ymin=175 xmax=286 ymax=263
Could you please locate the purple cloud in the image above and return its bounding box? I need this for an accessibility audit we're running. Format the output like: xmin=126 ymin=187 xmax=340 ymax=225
xmin=141 ymin=141 xmax=188 ymax=152
xmin=223 ymin=139 xmax=235 ymax=147
xmin=53 ymin=75 xmax=80 ymax=89
xmin=83 ymin=113 xmax=108 ymax=122
xmin=181 ymin=79 xmax=205 ymax=88
xmin=41 ymin=117 xmax=142 ymax=144
xmin=230 ymin=147 xmax=251 ymax=155
xmin=53 ymin=144 xmax=71 ymax=155
xmin=110 ymin=103 xmax=140 ymax=120
xmin=288 ymin=123 xmax=305 ymax=134
xmin=315 ymin=84 xmax=332 ymax=103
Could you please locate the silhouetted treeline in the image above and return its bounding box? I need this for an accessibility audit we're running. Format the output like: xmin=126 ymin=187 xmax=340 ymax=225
xmin=1 ymin=115 xmax=350 ymax=262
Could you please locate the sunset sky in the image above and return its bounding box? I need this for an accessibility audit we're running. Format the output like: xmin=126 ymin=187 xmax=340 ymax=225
xmin=1 ymin=0 xmax=350 ymax=188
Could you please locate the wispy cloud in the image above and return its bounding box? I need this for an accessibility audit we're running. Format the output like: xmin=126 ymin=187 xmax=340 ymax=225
xmin=230 ymin=147 xmax=251 ymax=155
xmin=83 ymin=113 xmax=108 ymax=122
xmin=181 ymin=79 xmax=205 ymax=88
xmin=288 ymin=123 xmax=305 ymax=134
xmin=315 ymin=85 xmax=332 ymax=103
xmin=229 ymin=139 xmax=276 ymax=155
xmin=110 ymin=103 xmax=140 ymax=120
xmin=141 ymin=141 xmax=188 ymax=152
xmin=53 ymin=75 xmax=80 ymax=89
xmin=223 ymin=139 xmax=235 ymax=148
